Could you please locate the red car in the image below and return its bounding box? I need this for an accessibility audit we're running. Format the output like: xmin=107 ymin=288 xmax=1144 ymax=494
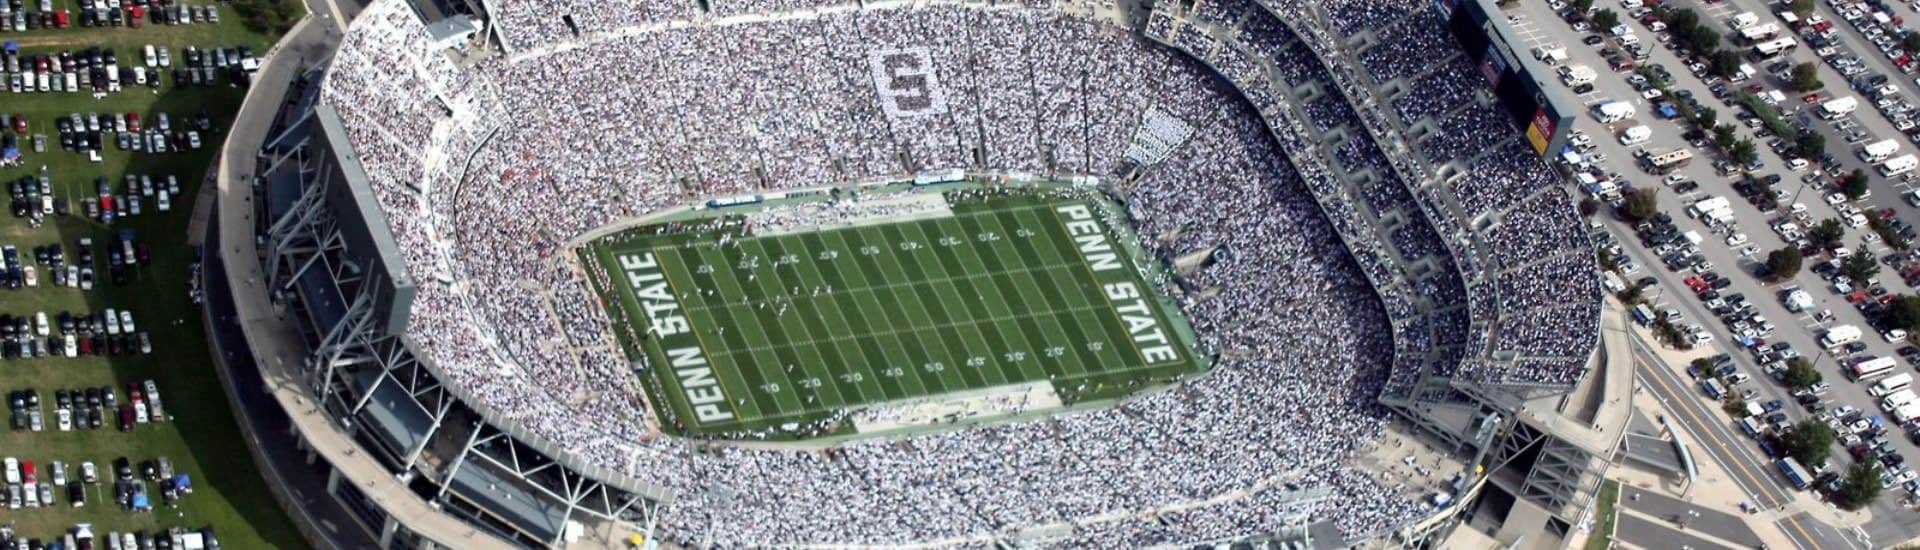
xmin=1683 ymin=275 xmax=1709 ymax=291
xmin=10 ymin=114 xmax=24 ymax=134
xmin=127 ymin=6 xmax=142 ymax=27
xmin=125 ymin=112 xmax=140 ymax=133
xmin=51 ymin=10 xmax=67 ymax=28
xmin=20 ymin=461 xmax=34 ymax=484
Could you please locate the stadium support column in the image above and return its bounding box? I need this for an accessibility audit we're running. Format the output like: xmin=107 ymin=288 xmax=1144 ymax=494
xmin=344 ymin=342 xmax=452 ymax=476
xmin=313 ymin=291 xmax=377 ymax=406
xmin=263 ymin=179 xmax=333 ymax=296
xmin=258 ymin=121 xmax=313 ymax=180
xmin=401 ymin=394 xmax=452 ymax=475
xmin=434 ymin=421 xmax=486 ymax=502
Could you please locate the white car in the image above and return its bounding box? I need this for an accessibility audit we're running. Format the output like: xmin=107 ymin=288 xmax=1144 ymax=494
xmin=142 ymin=44 xmax=157 ymax=68
xmin=34 ymin=311 xmax=47 ymax=337
xmin=119 ymin=310 xmax=134 ymax=333
xmin=81 ymin=461 xmax=96 ymax=484
xmin=4 ymin=457 xmax=18 ymax=484
xmin=56 ymin=408 xmax=71 ymax=432
xmin=50 ymin=461 xmax=65 ymax=486
xmin=1726 ymin=233 xmax=1749 ymax=246
xmin=1828 ymin=192 xmax=1849 ymax=205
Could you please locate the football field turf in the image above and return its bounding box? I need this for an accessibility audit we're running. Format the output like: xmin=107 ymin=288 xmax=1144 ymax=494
xmin=584 ymin=190 xmax=1207 ymax=437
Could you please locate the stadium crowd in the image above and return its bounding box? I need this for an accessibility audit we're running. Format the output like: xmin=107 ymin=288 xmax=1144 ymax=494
xmin=301 ymin=0 xmax=1599 ymax=545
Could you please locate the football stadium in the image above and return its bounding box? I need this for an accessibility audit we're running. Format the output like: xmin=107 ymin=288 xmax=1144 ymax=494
xmin=211 ymin=0 xmax=1631 ymax=547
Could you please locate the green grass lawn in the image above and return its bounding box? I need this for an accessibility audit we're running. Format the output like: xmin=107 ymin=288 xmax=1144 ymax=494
xmin=0 ymin=2 xmax=305 ymax=546
xmin=584 ymin=189 xmax=1207 ymax=437
xmin=1585 ymin=479 xmax=1622 ymax=550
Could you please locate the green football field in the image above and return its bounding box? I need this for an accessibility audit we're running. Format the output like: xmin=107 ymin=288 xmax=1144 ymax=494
xmin=583 ymin=190 xmax=1206 ymax=437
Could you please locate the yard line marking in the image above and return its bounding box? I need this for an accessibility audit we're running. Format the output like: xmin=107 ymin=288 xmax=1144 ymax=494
xmin=906 ymin=220 xmax=1029 ymax=388
xmin=822 ymin=229 xmax=941 ymax=398
xmin=700 ymin=305 xmax=1114 ymax=359
xmin=738 ymin=238 xmax=862 ymax=410
xmin=672 ymin=260 xmax=1088 ymax=315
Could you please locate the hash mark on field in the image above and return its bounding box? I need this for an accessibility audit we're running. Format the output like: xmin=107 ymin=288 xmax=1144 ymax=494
xmin=700 ymin=303 xmax=1114 ymax=360
xmin=646 ymin=202 xmax=1065 ymax=252
xmin=673 ymin=260 xmax=1089 ymax=315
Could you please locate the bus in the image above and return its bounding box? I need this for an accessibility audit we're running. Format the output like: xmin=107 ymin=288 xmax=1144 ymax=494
xmin=1752 ymin=36 xmax=1798 ymax=58
xmin=1882 ymin=154 xmax=1919 ymax=177
xmin=1700 ymin=378 xmax=1727 ymax=401
xmin=1777 ymin=457 xmax=1813 ymax=490
xmin=705 ymin=195 xmax=764 ymax=208
xmin=1646 ymin=148 xmax=1693 ymax=174
xmin=1852 ymin=356 xmax=1899 ymax=379
xmin=1860 ymin=138 xmax=1900 ymax=163
xmin=1883 ymin=389 xmax=1918 ymax=412
xmin=1872 ymin=373 xmax=1915 ymax=397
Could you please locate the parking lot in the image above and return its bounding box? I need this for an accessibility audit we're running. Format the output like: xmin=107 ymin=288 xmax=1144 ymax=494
xmin=0 ymin=0 xmax=303 ymax=545
xmin=1513 ymin=0 xmax=1920 ymax=540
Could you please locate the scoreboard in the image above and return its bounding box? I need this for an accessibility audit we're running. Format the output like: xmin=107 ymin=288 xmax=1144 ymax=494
xmin=1433 ymin=0 xmax=1573 ymax=158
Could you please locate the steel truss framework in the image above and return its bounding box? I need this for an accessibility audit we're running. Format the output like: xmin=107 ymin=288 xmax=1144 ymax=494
xmin=260 ymin=136 xmax=659 ymax=547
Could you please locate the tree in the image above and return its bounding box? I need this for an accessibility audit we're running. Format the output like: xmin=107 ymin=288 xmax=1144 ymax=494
xmin=1780 ymin=419 xmax=1836 ymax=468
xmin=1885 ymin=295 xmax=1920 ymax=332
xmin=1712 ymin=50 xmax=1744 ymax=78
xmin=1622 ymin=188 xmax=1659 ymax=222
xmin=1666 ymin=8 xmax=1700 ymax=30
xmin=1792 ymin=0 xmax=1816 ymax=16
xmin=1784 ymin=357 xmax=1823 ymax=389
xmin=1766 ymin=247 xmax=1804 ymax=280
xmin=1732 ymin=139 xmax=1759 ymax=168
xmin=1842 ymin=171 xmax=1871 ymax=199
xmin=1687 ymin=28 xmax=1722 ymax=53
xmin=1907 ymin=32 xmax=1920 ymax=55
xmin=1838 ymin=460 xmax=1884 ymax=510
xmin=1844 ymin=251 xmax=1880 ymax=284
xmin=1598 ymin=248 xmax=1620 ymax=271
xmin=1791 ymin=62 xmax=1824 ymax=92
xmin=1693 ymin=106 xmax=1718 ymax=128
xmin=1796 ymin=130 xmax=1827 ymax=160
xmin=1573 ymin=0 xmax=1595 ymax=12
xmin=1810 ymin=218 xmax=1846 ymax=250
xmin=1618 ymin=283 xmax=1645 ymax=304
xmin=1579 ymin=198 xmax=1600 ymax=218
xmin=1592 ymin=8 xmax=1620 ymax=30
xmin=1714 ymin=124 xmax=1738 ymax=147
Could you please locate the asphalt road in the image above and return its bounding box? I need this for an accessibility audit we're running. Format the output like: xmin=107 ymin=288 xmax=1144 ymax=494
xmin=1633 ymin=340 xmax=1837 ymax=550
